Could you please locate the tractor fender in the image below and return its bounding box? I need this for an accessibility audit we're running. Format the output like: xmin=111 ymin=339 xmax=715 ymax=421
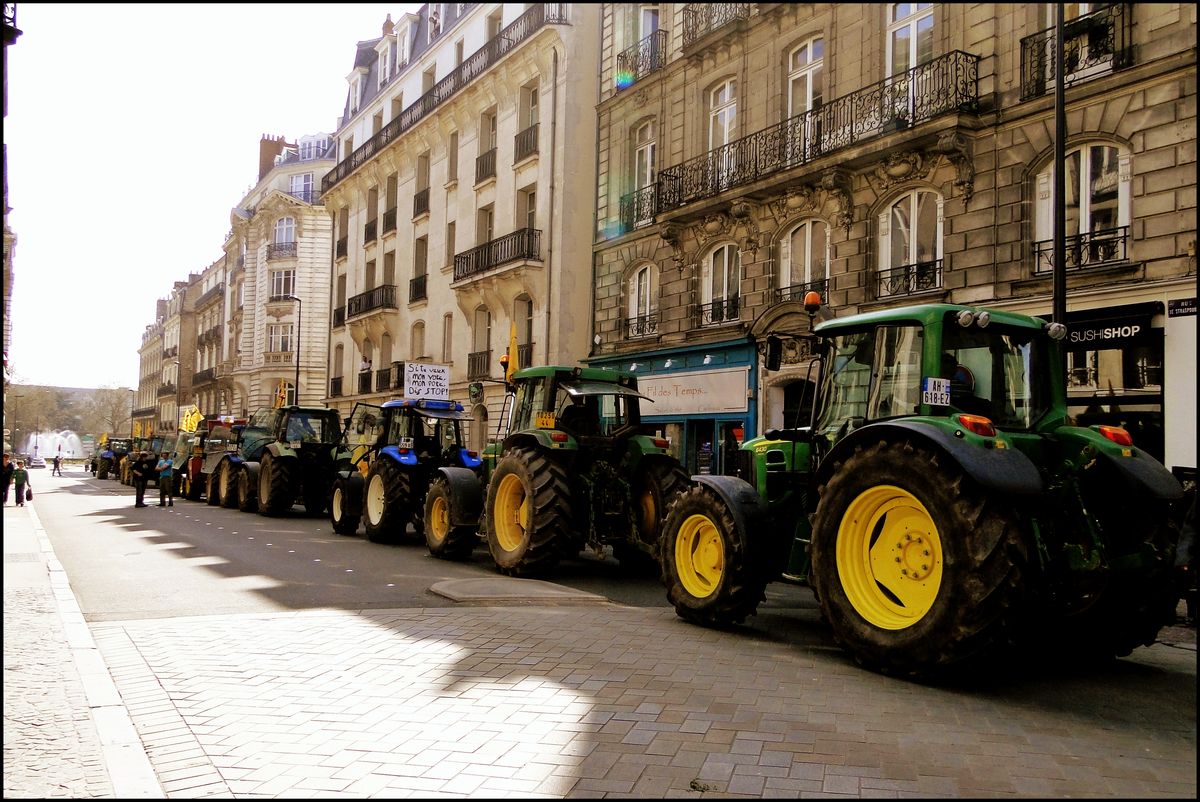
xmin=688 ymin=474 xmax=771 ymax=540
xmin=378 ymin=445 xmax=418 ymax=467
xmin=334 ymin=469 xmax=365 ymax=516
xmin=819 ymin=421 xmax=1043 ymax=497
xmin=435 ymin=466 xmax=484 ymax=527
xmin=263 ymin=441 xmax=296 ymax=460
xmin=1094 ymin=450 xmax=1184 ymax=500
xmin=241 ymin=460 xmax=261 ymax=487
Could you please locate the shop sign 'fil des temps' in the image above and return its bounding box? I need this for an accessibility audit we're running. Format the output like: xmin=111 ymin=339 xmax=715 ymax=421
xmin=639 ymin=368 xmax=750 ymax=416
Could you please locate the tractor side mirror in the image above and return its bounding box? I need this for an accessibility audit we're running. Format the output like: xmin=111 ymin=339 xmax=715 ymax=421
xmin=765 ymin=336 xmax=783 ymax=372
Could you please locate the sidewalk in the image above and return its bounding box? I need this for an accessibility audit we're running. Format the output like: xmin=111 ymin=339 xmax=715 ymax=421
xmin=2 ymin=501 xmax=162 ymax=798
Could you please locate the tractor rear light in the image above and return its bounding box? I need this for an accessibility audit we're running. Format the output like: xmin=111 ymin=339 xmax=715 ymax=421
xmin=550 ymin=432 xmax=569 ymax=443
xmin=1097 ymin=425 xmax=1133 ymax=447
xmin=398 ymin=448 xmax=411 ymax=455
xmin=466 ymin=450 xmax=478 ymax=459
xmin=652 ymin=438 xmax=670 ymax=449
xmin=956 ymin=414 xmax=996 ymax=437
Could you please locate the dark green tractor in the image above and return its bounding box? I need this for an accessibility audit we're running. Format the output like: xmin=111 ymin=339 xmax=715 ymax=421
xmin=661 ymin=301 xmax=1184 ymax=679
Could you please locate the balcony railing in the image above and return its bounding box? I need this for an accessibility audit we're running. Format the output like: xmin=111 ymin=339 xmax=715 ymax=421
xmin=383 ymin=207 xmax=398 ymax=234
xmin=697 ymin=297 xmax=740 ymax=327
xmin=364 ymin=219 xmax=378 ymax=244
xmin=775 ymin=278 xmax=828 ymax=304
xmin=413 ymin=188 xmax=430 ymax=217
xmin=514 ymin=123 xmax=539 ymax=162
xmin=286 ymin=187 xmax=321 ymax=204
xmin=619 ymin=185 xmax=659 ymax=233
xmin=658 ymin=51 xmax=980 ymax=212
xmin=616 ymin=29 xmax=668 ymax=89
xmin=454 ymin=228 xmax=542 ymax=281
xmin=346 ymin=284 xmax=398 ymax=318
xmin=1033 ymin=227 xmax=1128 ymax=274
xmin=267 ymin=242 xmax=297 ymax=261
xmin=875 ymin=260 xmax=942 ymax=300
xmin=196 ymin=325 xmax=223 ymax=346
xmin=475 ymin=147 xmax=497 ymax=183
xmin=410 ymin=274 xmax=428 ymax=302
xmin=375 ymin=368 xmax=392 ymax=393
xmin=196 ymin=282 xmax=225 ymax=309
xmin=192 ymin=367 xmax=217 ymax=385
xmin=329 ymin=376 xmax=343 ymax=397
xmin=163 ymin=346 xmax=178 ymax=359
xmin=682 ymin=3 xmax=749 ymax=50
xmin=157 ymin=383 xmax=176 ymax=397
xmin=518 ymin=343 xmax=533 ymax=368
xmin=467 ymin=350 xmax=492 ymax=380
xmin=1020 ymin=4 xmax=1131 ymax=100
xmin=336 ymin=236 xmax=348 ymax=259
xmin=333 ymin=306 xmax=346 ymax=327
xmin=322 ymin=4 xmax=570 ymax=193
xmin=357 ymin=371 xmax=373 ymax=394
xmin=625 ymin=312 xmax=659 ymax=338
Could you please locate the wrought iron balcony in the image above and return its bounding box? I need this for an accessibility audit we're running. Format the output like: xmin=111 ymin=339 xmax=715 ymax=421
xmin=409 ymin=274 xmax=428 ymax=303
xmin=682 ymin=3 xmax=749 ymax=51
xmin=774 ymin=278 xmax=828 ymax=304
xmin=413 ymin=188 xmax=430 ymax=218
xmin=514 ymin=123 xmax=539 ymax=162
xmin=475 ymin=147 xmax=497 ymax=183
xmin=346 ymin=284 xmax=398 ymax=318
xmin=375 ymin=368 xmax=393 ymax=393
xmin=615 ymin=29 xmax=668 ymax=89
xmin=454 ymin=228 xmax=542 ymax=281
xmin=157 ymin=383 xmax=177 ymax=397
xmin=196 ymin=282 xmax=225 ymax=309
xmin=286 ymin=187 xmax=321 ymax=204
xmin=383 ymin=207 xmax=398 ymax=234
xmin=357 ymin=371 xmax=373 ymax=394
xmin=333 ymin=306 xmax=346 ymax=327
xmin=874 ymin=260 xmax=942 ymax=300
xmin=267 ymin=242 xmax=297 ymax=260
xmin=467 ymin=350 xmax=492 ymax=380
xmin=329 ymin=376 xmax=343 ymax=397
xmin=1020 ymin=4 xmax=1131 ymax=101
xmin=1033 ymin=227 xmax=1128 ymax=274
xmin=192 ymin=367 xmax=217 ymax=385
xmin=619 ymin=185 xmax=658 ymax=233
xmin=323 ymin=4 xmax=569 ymax=193
xmin=336 ymin=236 xmax=348 ymax=259
xmin=625 ymin=312 xmax=659 ymax=339
xmin=658 ymin=51 xmax=980 ymax=212
xmin=697 ymin=297 xmax=740 ymax=327
xmin=163 ymin=345 xmax=178 ymax=359
xmin=364 ymin=219 xmax=378 ymax=244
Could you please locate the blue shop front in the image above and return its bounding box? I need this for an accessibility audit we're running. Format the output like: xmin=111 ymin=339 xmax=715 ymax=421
xmin=588 ymin=339 xmax=759 ymax=476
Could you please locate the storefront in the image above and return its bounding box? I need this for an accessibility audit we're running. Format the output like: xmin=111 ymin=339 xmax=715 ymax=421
xmin=588 ymin=340 xmax=758 ymax=476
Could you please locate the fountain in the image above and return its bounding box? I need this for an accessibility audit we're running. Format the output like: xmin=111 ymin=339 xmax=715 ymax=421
xmin=22 ymin=430 xmax=87 ymax=460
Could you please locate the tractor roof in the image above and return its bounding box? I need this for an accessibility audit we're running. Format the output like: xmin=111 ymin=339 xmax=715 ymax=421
xmin=511 ymin=364 xmax=637 ymax=386
xmin=813 ymin=303 xmax=1049 ymax=335
xmin=381 ymin=398 xmax=471 ymax=419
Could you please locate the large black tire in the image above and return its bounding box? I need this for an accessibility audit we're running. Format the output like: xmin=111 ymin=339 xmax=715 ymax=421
xmin=363 ymin=460 xmax=408 ymax=543
xmin=329 ymin=478 xmax=360 ymax=536
xmin=661 ymin=483 xmax=769 ymax=626
xmin=424 ymin=477 xmax=477 ymax=560
xmin=219 ymin=460 xmax=240 ymax=509
xmin=97 ymin=458 xmax=110 ymax=481
xmin=484 ymin=447 xmax=573 ymax=577
xmin=398 ymin=469 xmax=426 ymax=537
xmin=206 ymin=463 xmax=224 ymax=506
xmin=809 ymin=439 xmax=1027 ymax=679
xmin=620 ymin=461 xmax=690 ymax=573
xmin=236 ymin=466 xmax=257 ymax=512
xmin=257 ymin=453 xmax=294 ymax=516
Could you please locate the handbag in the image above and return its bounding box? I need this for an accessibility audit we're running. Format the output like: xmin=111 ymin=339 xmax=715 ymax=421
xmin=26 ymin=488 xmax=33 ymax=501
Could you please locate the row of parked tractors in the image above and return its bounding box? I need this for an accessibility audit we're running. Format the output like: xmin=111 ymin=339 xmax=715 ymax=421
xmin=127 ymin=301 xmax=1195 ymax=680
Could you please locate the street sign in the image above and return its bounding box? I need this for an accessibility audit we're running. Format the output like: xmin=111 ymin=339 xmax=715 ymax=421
xmin=404 ymin=362 xmax=450 ymax=400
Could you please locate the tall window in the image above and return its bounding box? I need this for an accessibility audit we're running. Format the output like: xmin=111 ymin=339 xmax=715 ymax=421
xmin=519 ymin=187 xmax=537 ymax=231
xmin=414 ymin=236 xmax=428 ymax=277
xmin=473 ymin=306 xmax=491 ymax=353
xmin=521 ymin=81 xmax=540 ymax=129
xmin=274 ymin=217 xmax=295 ymax=244
xmin=877 ymin=190 xmax=943 ymax=296
xmin=448 ymin=130 xmax=459 ymax=180
xmin=267 ymin=323 xmax=293 ymax=353
xmin=788 ymin=38 xmax=824 ymax=118
xmin=446 ymin=220 xmax=457 ymax=264
xmin=640 ymin=4 xmax=660 ymax=38
xmin=628 ymin=263 xmax=657 ymax=335
xmin=887 ymin=3 xmax=933 ymax=77
xmin=412 ymin=321 xmax=426 ymax=360
xmin=709 ymin=80 xmax=738 ymax=191
xmin=271 ymin=269 xmax=295 ymax=298
xmin=779 ymin=220 xmax=829 ymax=296
xmin=290 ymin=173 xmax=313 ymax=202
xmin=481 ymin=108 xmax=497 ymax=150
xmin=633 ymin=121 xmax=656 ymax=190
xmin=442 ymin=313 xmax=454 ymax=362
xmin=477 ymin=205 xmax=494 ymax=244
xmin=377 ymin=49 xmax=390 ymax=87
xmin=701 ymin=244 xmax=741 ymax=324
xmin=1034 ymin=143 xmax=1130 ymax=270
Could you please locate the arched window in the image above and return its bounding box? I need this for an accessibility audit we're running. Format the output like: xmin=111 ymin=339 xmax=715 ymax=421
xmin=778 ymin=219 xmax=829 ymax=301
xmin=877 ymin=189 xmax=943 ymax=298
xmin=470 ymin=306 xmax=491 ymax=379
xmin=274 ymin=216 xmax=296 ymax=244
xmin=700 ymin=243 xmax=740 ymax=325
xmin=627 ymin=263 xmax=658 ymax=338
xmin=633 ymin=120 xmax=656 ymax=191
xmin=1034 ymin=143 xmax=1131 ymax=272
xmin=333 ymin=344 xmax=344 ymax=378
xmin=441 ymin=313 xmax=454 ymax=363
xmin=411 ymin=321 xmax=426 ymax=360
xmin=514 ymin=294 xmax=534 ymax=367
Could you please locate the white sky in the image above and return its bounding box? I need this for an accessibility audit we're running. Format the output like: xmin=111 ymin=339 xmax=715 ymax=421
xmin=5 ymin=3 xmax=414 ymax=389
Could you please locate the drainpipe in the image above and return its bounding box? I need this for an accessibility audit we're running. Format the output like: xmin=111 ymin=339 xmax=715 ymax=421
xmin=544 ymin=44 xmax=560 ymax=362
xmin=589 ymin=13 xmax=602 ymax=360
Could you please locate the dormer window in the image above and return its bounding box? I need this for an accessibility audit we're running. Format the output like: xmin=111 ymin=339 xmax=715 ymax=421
xmin=398 ymin=24 xmax=410 ymax=66
xmin=429 ymin=4 xmax=442 ymax=42
xmin=349 ymin=76 xmax=361 ymax=114
xmin=378 ymin=50 xmax=390 ymax=88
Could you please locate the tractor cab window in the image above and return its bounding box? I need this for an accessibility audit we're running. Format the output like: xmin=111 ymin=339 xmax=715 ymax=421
xmin=249 ymin=409 xmax=281 ymax=431
xmin=513 ymin=376 xmax=549 ymax=431
xmin=285 ymin=413 xmax=324 ymax=442
xmin=940 ymin=322 xmax=1041 ymax=429
xmin=867 ymin=325 xmax=924 ymax=419
xmin=348 ymin=404 xmax=385 ymax=446
xmin=815 ymin=331 xmax=875 ymax=438
xmin=555 ymin=389 xmax=602 ymax=436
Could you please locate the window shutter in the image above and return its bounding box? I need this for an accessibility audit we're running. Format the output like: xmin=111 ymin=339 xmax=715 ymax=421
xmin=878 ymin=211 xmax=890 ymax=270
xmin=935 ymin=195 xmax=945 ymax=260
xmin=1118 ymin=153 xmax=1132 ymax=226
xmin=1035 ymin=172 xmax=1052 ymax=242
xmin=779 ymin=228 xmax=791 ymax=288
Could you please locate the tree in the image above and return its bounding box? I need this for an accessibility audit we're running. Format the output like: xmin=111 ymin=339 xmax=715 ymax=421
xmin=86 ymin=387 xmax=135 ymax=440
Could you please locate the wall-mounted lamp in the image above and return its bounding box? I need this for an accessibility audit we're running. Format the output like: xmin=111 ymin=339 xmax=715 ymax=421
xmin=663 ymin=359 xmax=673 ymax=368
xmin=629 ymin=362 xmax=640 ymax=371
xmin=703 ymin=354 xmax=713 ymax=365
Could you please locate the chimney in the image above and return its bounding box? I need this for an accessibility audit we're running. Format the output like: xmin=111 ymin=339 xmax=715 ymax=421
xmin=258 ymin=133 xmax=296 ymax=182
xmin=382 ymin=13 xmax=394 ymax=36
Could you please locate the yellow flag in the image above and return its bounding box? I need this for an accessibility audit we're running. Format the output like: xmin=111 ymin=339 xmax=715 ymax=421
xmin=506 ymin=321 xmax=519 ymax=382
xmin=133 ymin=421 xmax=141 ymax=437
xmin=274 ymin=379 xmax=288 ymax=408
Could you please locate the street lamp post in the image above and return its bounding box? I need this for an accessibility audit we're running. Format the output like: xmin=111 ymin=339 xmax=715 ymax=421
xmin=129 ymin=389 xmax=136 ymax=439
xmin=286 ymin=295 xmax=302 ymax=405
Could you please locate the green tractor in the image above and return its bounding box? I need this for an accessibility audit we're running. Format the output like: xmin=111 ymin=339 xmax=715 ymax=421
xmin=328 ymin=398 xmax=481 ymax=557
xmin=439 ymin=365 xmax=689 ymax=577
xmin=661 ymin=301 xmax=1184 ymax=679
xmin=94 ymin=437 xmax=132 ymax=480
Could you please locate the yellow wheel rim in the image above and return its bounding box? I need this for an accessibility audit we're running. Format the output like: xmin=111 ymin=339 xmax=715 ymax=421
xmin=493 ymin=473 xmax=529 ymax=554
xmin=638 ymin=486 xmax=657 ymax=536
xmin=428 ymin=494 xmax=450 ymax=545
xmin=366 ymin=474 xmax=386 ymax=524
xmin=836 ymin=485 xmax=943 ymax=630
xmin=674 ymin=513 xmax=724 ymax=599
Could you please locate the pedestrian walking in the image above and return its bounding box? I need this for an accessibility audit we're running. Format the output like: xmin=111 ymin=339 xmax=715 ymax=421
xmin=12 ymin=460 xmax=31 ymax=507
xmin=52 ymin=454 xmax=63 ymax=476
xmin=132 ymin=451 xmax=154 ymax=508
xmin=1 ymin=453 xmax=14 ymax=505
xmin=156 ymin=452 xmax=175 ymax=507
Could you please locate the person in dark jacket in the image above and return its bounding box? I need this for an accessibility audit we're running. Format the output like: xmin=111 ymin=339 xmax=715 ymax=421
xmin=2 ymin=453 xmax=14 ymax=505
xmin=132 ymin=451 xmax=155 ymax=507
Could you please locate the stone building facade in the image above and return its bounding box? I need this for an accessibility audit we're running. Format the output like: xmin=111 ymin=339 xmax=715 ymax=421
xmin=590 ymin=2 xmax=1196 ymax=478
xmin=321 ymin=2 xmax=600 ymax=451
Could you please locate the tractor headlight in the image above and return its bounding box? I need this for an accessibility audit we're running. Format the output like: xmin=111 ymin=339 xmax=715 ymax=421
xmin=956 ymin=310 xmax=975 ymax=327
